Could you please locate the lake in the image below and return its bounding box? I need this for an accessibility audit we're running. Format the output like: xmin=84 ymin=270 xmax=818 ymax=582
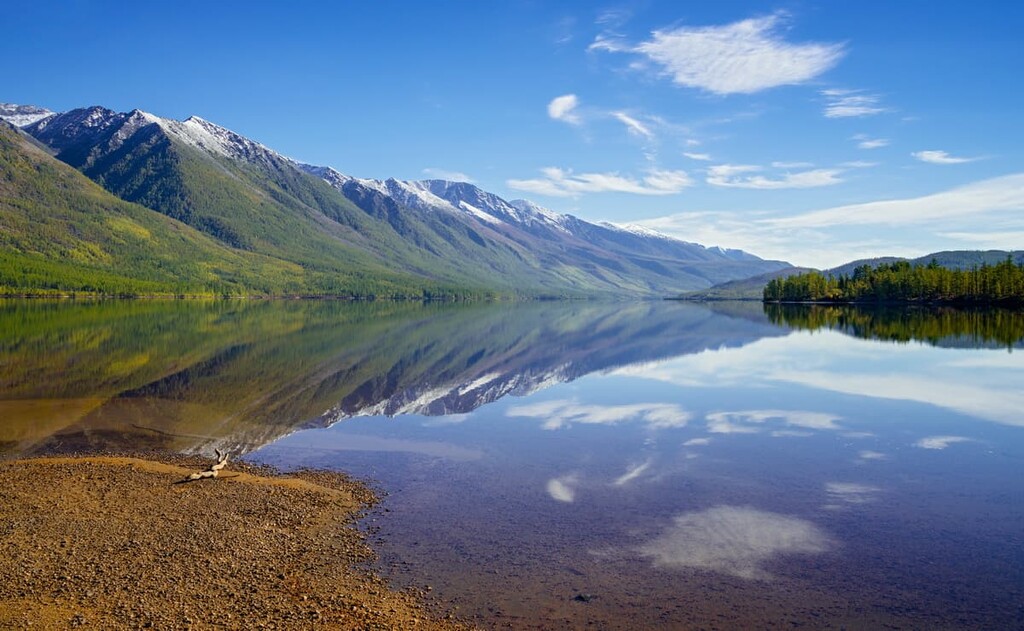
xmin=2 ymin=299 xmax=1023 ymax=629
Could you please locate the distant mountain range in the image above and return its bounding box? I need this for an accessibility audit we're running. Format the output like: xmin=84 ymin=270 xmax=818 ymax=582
xmin=682 ymin=250 xmax=1024 ymax=300
xmin=0 ymin=103 xmax=788 ymax=297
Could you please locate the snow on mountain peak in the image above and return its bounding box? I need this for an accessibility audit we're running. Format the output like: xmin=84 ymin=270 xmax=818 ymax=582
xmin=0 ymin=103 xmax=54 ymax=127
xmin=154 ymin=114 xmax=285 ymax=163
xmin=601 ymin=221 xmax=682 ymax=242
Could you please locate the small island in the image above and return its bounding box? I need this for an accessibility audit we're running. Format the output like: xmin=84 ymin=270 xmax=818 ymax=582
xmin=764 ymin=257 xmax=1024 ymax=305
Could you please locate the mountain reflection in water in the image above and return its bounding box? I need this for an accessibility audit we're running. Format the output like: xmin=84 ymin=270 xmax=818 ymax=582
xmin=0 ymin=300 xmax=780 ymax=456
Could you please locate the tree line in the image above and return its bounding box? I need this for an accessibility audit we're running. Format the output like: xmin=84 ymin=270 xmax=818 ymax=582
xmin=764 ymin=303 xmax=1024 ymax=348
xmin=764 ymin=258 xmax=1024 ymax=305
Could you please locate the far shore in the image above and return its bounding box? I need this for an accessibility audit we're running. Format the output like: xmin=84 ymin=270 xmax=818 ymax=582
xmin=0 ymin=454 xmax=472 ymax=630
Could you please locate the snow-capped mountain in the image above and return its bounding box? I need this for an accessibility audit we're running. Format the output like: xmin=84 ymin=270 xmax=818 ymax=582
xmin=299 ymin=164 xmax=786 ymax=289
xmin=0 ymin=103 xmax=54 ymax=127
xmin=11 ymin=101 xmax=789 ymax=295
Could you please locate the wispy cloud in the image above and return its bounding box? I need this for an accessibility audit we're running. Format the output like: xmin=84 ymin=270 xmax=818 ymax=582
xmin=771 ymin=161 xmax=814 ymax=169
xmin=938 ymin=230 xmax=1024 ymax=249
xmin=507 ymin=167 xmax=692 ymax=197
xmin=912 ymin=150 xmax=981 ymax=164
xmin=683 ymin=437 xmax=711 ymax=446
xmin=507 ymin=399 xmax=691 ymax=430
xmin=822 ymin=482 xmax=882 ymax=510
xmin=707 ymin=164 xmax=843 ymax=189
xmin=613 ymin=459 xmax=653 ymax=486
xmin=841 ymin=160 xmax=878 ymax=168
xmin=636 ymin=172 xmax=1024 ymax=267
xmin=613 ymin=328 xmax=1024 ymax=429
xmin=857 ymin=450 xmax=887 ymax=461
xmin=683 ymin=152 xmax=712 ymax=161
xmin=612 ymin=111 xmax=654 ymax=139
xmin=772 ymin=173 xmax=1024 ymax=228
xmin=825 ymin=482 xmax=881 ymax=505
xmin=421 ymin=168 xmax=474 ymax=183
xmin=706 ymin=409 xmax=843 ymax=434
xmin=915 ymin=436 xmax=973 ymax=450
xmin=591 ymin=12 xmax=844 ymax=95
xmin=548 ymin=94 xmax=582 ymax=125
xmin=547 ymin=474 xmax=579 ymax=502
xmin=822 ymin=89 xmax=887 ymax=118
xmin=853 ymin=134 xmax=889 ymax=149
xmin=637 ymin=506 xmax=832 ymax=579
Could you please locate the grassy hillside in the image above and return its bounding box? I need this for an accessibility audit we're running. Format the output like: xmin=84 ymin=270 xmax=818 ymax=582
xmin=0 ymin=124 xmax=475 ymax=297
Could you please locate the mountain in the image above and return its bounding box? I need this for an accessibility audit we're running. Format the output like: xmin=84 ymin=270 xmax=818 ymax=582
xmin=0 ymin=104 xmax=53 ymax=127
xmin=302 ymin=168 xmax=789 ymax=293
xmin=681 ymin=250 xmax=1024 ymax=300
xmin=828 ymin=251 xmax=1024 ymax=277
xmin=6 ymin=102 xmax=787 ymax=296
xmin=677 ymin=266 xmax=814 ymax=300
xmin=0 ymin=121 xmax=324 ymax=295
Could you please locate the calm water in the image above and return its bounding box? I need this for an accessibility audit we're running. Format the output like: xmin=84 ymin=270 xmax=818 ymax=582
xmin=2 ymin=300 xmax=1023 ymax=629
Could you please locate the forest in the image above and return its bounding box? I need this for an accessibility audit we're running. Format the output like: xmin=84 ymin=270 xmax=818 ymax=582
xmin=763 ymin=258 xmax=1024 ymax=305
xmin=764 ymin=303 xmax=1024 ymax=348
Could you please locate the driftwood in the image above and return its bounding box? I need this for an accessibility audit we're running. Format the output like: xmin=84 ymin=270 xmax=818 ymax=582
xmin=176 ymin=450 xmax=230 ymax=484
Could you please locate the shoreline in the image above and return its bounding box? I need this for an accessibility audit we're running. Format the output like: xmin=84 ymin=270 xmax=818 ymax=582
xmin=0 ymin=454 xmax=471 ymax=630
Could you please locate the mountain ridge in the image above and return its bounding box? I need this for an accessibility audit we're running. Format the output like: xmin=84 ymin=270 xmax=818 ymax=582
xmin=2 ymin=102 xmax=789 ymax=296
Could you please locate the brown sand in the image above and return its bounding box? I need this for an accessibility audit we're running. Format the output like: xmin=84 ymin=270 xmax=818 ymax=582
xmin=0 ymin=455 xmax=472 ymax=630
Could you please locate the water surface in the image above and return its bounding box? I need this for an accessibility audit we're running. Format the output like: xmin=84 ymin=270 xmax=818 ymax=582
xmin=2 ymin=300 xmax=1022 ymax=629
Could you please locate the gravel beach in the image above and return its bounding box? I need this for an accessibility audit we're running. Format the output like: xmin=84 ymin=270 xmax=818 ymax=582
xmin=0 ymin=455 xmax=472 ymax=630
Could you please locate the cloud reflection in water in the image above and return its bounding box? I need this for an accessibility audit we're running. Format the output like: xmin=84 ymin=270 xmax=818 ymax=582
xmin=507 ymin=399 xmax=690 ymax=430
xmin=637 ymin=505 xmax=832 ymax=580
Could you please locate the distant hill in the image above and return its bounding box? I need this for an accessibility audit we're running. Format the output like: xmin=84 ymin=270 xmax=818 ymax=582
xmin=826 ymin=251 xmax=1024 ymax=278
xmin=678 ymin=250 xmax=1024 ymax=301
xmin=675 ymin=266 xmax=812 ymax=300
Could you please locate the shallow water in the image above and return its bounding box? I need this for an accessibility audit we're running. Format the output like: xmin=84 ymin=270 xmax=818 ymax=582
xmin=3 ymin=299 xmax=1023 ymax=629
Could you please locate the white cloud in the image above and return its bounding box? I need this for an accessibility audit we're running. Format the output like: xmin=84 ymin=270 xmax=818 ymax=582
xmin=507 ymin=399 xmax=691 ymax=430
xmin=421 ymin=168 xmax=474 ymax=183
xmin=857 ymin=450 xmax=886 ymax=461
xmin=612 ymin=329 xmax=1024 ymax=429
xmin=637 ymin=505 xmax=832 ymax=579
xmin=507 ymin=167 xmax=692 ymax=197
xmin=915 ymin=436 xmax=973 ymax=450
xmin=706 ymin=409 xmax=842 ymax=434
xmin=636 ymin=172 xmax=1024 ymax=268
xmin=840 ymin=160 xmax=878 ymax=168
xmin=596 ymin=13 xmax=843 ymax=95
xmin=912 ymin=150 xmax=981 ymax=165
xmin=682 ymin=437 xmax=711 ymax=446
xmin=822 ymin=89 xmax=887 ymax=118
xmin=772 ymin=173 xmax=1024 ymax=228
xmin=683 ymin=152 xmax=712 ymax=161
xmin=707 ymin=164 xmax=843 ymax=189
xmin=853 ymin=134 xmax=889 ymax=149
xmin=825 ymin=482 xmax=881 ymax=505
xmin=612 ymin=111 xmax=654 ymax=139
xmin=613 ymin=460 xmax=653 ymax=486
xmin=547 ymin=474 xmax=579 ymax=502
xmin=548 ymin=94 xmax=582 ymax=125
xmin=771 ymin=161 xmax=814 ymax=169
xmin=938 ymin=231 xmax=1024 ymax=249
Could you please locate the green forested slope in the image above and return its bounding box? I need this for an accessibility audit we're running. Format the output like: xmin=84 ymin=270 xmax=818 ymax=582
xmin=0 ymin=124 xmax=472 ymax=297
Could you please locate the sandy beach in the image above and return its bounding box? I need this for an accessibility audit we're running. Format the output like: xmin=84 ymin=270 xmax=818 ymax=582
xmin=0 ymin=455 xmax=471 ymax=630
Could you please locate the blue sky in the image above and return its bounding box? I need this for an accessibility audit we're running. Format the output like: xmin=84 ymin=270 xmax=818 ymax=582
xmin=3 ymin=1 xmax=1022 ymax=267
